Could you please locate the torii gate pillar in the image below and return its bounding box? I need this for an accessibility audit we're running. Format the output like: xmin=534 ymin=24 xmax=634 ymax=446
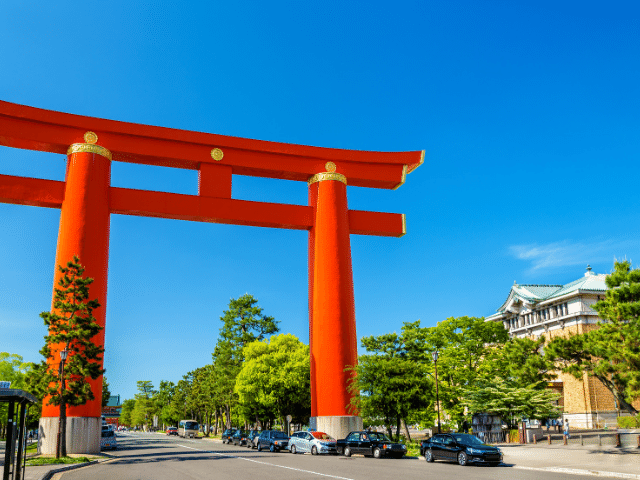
xmin=39 ymin=138 xmax=112 ymax=455
xmin=308 ymin=166 xmax=362 ymax=438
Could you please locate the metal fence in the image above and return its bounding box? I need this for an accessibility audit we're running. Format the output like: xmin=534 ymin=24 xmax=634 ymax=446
xmin=536 ymin=432 xmax=640 ymax=447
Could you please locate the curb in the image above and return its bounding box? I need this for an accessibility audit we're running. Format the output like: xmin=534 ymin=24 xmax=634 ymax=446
xmin=37 ymin=456 xmax=112 ymax=480
xmin=38 ymin=460 xmax=99 ymax=480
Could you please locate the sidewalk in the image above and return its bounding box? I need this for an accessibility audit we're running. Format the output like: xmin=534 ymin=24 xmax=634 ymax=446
xmin=499 ymin=443 xmax=640 ymax=479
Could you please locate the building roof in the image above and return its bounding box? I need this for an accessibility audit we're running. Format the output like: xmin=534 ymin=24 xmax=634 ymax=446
xmin=106 ymin=395 xmax=121 ymax=407
xmin=493 ymin=267 xmax=607 ymax=315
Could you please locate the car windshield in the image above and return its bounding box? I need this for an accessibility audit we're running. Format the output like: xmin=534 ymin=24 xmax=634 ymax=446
xmin=272 ymin=431 xmax=288 ymax=439
xmin=311 ymin=432 xmax=335 ymax=441
xmin=452 ymin=434 xmax=485 ymax=445
xmin=102 ymin=430 xmax=114 ymax=437
xmin=185 ymin=422 xmax=198 ymax=430
xmin=368 ymin=433 xmax=391 ymax=442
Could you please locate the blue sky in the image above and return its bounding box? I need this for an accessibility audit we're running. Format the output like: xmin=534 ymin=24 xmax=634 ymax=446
xmin=1 ymin=1 xmax=639 ymax=401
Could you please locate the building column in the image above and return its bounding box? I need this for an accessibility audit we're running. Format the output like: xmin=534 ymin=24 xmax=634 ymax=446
xmin=39 ymin=132 xmax=111 ymax=455
xmin=308 ymin=163 xmax=362 ymax=441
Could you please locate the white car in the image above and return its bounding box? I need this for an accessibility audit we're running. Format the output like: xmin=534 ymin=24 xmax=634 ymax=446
xmin=100 ymin=425 xmax=118 ymax=450
xmin=289 ymin=431 xmax=337 ymax=455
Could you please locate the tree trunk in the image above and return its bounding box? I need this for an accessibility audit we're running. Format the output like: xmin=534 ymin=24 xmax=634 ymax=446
xmin=596 ymin=374 xmax=639 ymax=414
xmin=224 ymin=404 xmax=231 ymax=428
xmin=395 ymin=417 xmax=401 ymax=442
xmin=402 ymin=419 xmax=412 ymax=442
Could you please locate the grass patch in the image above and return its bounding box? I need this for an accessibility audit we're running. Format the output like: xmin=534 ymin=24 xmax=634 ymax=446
xmin=26 ymin=456 xmax=90 ymax=466
xmin=402 ymin=441 xmax=421 ymax=457
xmin=25 ymin=442 xmax=38 ymax=453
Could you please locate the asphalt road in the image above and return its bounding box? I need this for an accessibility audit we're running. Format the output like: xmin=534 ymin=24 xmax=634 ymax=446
xmin=56 ymin=433 xmax=608 ymax=480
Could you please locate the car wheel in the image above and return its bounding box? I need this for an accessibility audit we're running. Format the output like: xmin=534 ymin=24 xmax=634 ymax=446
xmin=311 ymin=445 xmax=318 ymax=456
xmin=290 ymin=445 xmax=297 ymax=454
xmin=457 ymin=452 xmax=468 ymax=466
xmin=373 ymin=447 xmax=382 ymax=459
xmin=425 ymin=449 xmax=434 ymax=462
xmin=270 ymin=444 xmax=275 ymax=452
xmin=344 ymin=447 xmax=351 ymax=457
xmin=257 ymin=443 xmax=262 ymax=452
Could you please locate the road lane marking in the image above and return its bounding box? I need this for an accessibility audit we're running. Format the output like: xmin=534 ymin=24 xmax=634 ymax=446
xmin=177 ymin=444 xmax=356 ymax=480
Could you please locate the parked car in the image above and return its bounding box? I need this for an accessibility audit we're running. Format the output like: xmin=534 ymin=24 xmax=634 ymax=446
xmin=231 ymin=429 xmax=249 ymax=446
xmin=221 ymin=428 xmax=237 ymax=444
xmin=246 ymin=430 xmax=261 ymax=448
xmin=100 ymin=425 xmax=117 ymax=450
xmin=166 ymin=426 xmax=178 ymax=436
xmin=289 ymin=431 xmax=337 ymax=455
xmin=336 ymin=431 xmax=406 ymax=458
xmin=420 ymin=433 xmax=503 ymax=466
xmin=257 ymin=430 xmax=289 ymax=452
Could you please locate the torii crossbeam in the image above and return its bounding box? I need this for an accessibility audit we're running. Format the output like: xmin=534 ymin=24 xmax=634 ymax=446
xmin=0 ymin=101 xmax=422 ymax=452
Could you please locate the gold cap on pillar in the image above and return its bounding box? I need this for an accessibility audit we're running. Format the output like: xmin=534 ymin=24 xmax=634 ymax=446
xmin=67 ymin=131 xmax=112 ymax=160
xmin=308 ymin=162 xmax=347 ymax=186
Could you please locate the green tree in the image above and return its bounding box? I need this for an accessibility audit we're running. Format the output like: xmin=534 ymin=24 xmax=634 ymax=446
xmin=132 ymin=381 xmax=156 ymax=429
xmin=154 ymin=380 xmax=180 ymax=428
xmin=235 ymin=334 xmax=310 ymax=427
xmin=34 ymin=257 xmax=105 ymax=457
xmin=119 ymin=398 xmax=136 ymax=426
xmin=102 ymin=376 xmax=111 ymax=408
xmin=487 ymin=337 xmax=556 ymax=389
xmin=463 ymin=379 xmax=561 ymax=427
xmin=546 ymin=260 xmax=640 ymax=414
xmin=347 ymin=327 xmax=432 ymax=441
xmin=213 ymin=294 xmax=279 ymax=427
xmin=0 ymin=353 xmax=35 ymax=436
xmin=403 ymin=317 xmax=509 ymax=422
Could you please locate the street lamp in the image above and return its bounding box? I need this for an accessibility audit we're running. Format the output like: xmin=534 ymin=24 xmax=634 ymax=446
xmin=57 ymin=348 xmax=68 ymax=458
xmin=431 ymin=350 xmax=441 ymax=434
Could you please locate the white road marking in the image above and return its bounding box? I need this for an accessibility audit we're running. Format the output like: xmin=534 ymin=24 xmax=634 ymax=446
xmin=177 ymin=444 xmax=356 ymax=480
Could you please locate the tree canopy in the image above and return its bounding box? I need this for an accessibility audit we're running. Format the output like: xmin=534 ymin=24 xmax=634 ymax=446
xmin=546 ymin=260 xmax=640 ymax=414
xmin=235 ymin=334 xmax=310 ymax=426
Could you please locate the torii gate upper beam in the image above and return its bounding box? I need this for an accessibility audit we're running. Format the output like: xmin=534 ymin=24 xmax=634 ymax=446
xmin=0 ymin=101 xmax=423 ymax=189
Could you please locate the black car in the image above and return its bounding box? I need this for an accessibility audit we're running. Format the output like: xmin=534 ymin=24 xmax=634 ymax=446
xmin=421 ymin=433 xmax=503 ymax=466
xmin=336 ymin=431 xmax=406 ymax=459
xmin=231 ymin=429 xmax=249 ymax=446
xmin=246 ymin=430 xmax=261 ymax=449
xmin=257 ymin=430 xmax=289 ymax=452
xmin=221 ymin=428 xmax=237 ymax=444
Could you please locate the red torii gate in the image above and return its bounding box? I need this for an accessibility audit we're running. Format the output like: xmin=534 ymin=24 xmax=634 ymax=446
xmin=0 ymin=101 xmax=422 ymax=453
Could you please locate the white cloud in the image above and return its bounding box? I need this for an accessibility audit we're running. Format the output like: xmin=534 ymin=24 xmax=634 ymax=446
xmin=509 ymin=239 xmax=633 ymax=272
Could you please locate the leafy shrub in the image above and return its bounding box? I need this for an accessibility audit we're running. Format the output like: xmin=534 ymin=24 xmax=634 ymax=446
xmin=617 ymin=415 xmax=640 ymax=429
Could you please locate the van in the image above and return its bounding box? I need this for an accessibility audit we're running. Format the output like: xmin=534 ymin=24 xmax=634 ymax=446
xmin=178 ymin=420 xmax=199 ymax=438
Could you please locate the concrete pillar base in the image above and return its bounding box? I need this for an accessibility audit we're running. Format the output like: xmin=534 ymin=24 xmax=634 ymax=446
xmin=310 ymin=416 xmax=363 ymax=441
xmin=38 ymin=417 xmax=101 ymax=455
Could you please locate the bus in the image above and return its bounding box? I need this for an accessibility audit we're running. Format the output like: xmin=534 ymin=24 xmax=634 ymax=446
xmin=178 ymin=420 xmax=199 ymax=438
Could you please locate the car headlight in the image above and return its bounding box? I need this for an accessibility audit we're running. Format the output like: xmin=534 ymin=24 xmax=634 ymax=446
xmin=274 ymin=441 xmax=279 ymax=445
xmin=402 ymin=445 xmax=407 ymax=449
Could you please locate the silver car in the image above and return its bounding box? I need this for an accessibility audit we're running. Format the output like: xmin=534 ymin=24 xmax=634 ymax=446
xmin=289 ymin=430 xmax=336 ymax=455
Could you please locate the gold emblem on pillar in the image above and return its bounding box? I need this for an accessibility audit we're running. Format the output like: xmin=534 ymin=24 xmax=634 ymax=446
xmin=84 ymin=131 xmax=98 ymax=144
xmin=211 ymin=148 xmax=224 ymax=161
xmin=325 ymin=161 xmax=336 ymax=172
xmin=67 ymin=131 xmax=112 ymax=160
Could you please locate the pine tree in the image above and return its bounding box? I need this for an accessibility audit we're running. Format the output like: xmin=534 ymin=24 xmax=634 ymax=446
xmin=212 ymin=294 xmax=279 ymax=428
xmin=546 ymin=260 xmax=640 ymax=414
xmin=35 ymin=256 xmax=105 ymax=457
